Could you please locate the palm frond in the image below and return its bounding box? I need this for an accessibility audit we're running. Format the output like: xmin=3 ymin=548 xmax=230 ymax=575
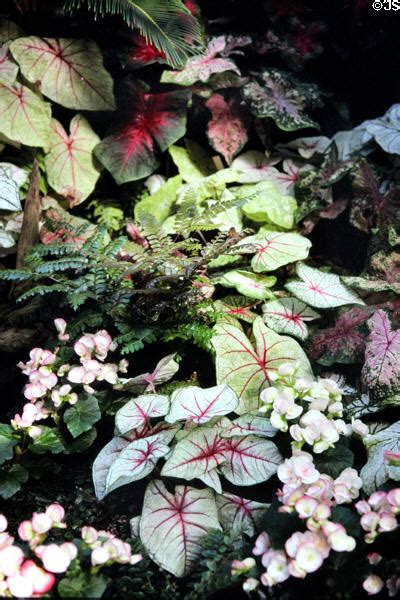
xmin=63 ymin=0 xmax=204 ymax=66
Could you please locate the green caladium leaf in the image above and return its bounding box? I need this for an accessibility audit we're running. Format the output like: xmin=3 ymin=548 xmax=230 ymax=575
xmin=237 ymin=181 xmax=297 ymax=229
xmin=214 ymin=295 xmax=258 ymax=324
xmin=0 ymin=44 xmax=18 ymax=85
xmin=286 ymin=263 xmax=365 ymax=309
xmin=0 ymin=464 xmax=28 ymax=499
xmin=0 ymin=166 xmax=21 ymax=212
xmin=262 ymin=298 xmax=320 ymax=340
xmin=235 ymin=230 xmax=311 ymax=272
xmin=10 ymin=37 xmax=115 ymax=111
xmin=64 ymin=395 xmax=101 ymax=438
xmin=216 ymin=270 xmax=276 ymax=301
xmin=220 ymin=415 xmax=277 ymax=438
xmin=216 ymin=492 xmax=269 ymax=536
xmin=361 ymin=421 xmax=400 ymax=493
xmin=219 ymin=435 xmax=282 ymax=485
xmin=0 ymin=424 xmax=18 ymax=465
xmin=166 ymin=384 xmax=239 ymax=424
xmin=115 ymin=395 xmax=170 ymax=435
xmin=135 ymin=176 xmax=182 ymax=224
xmin=105 ymin=434 xmax=170 ymax=496
xmin=169 ymin=143 xmax=215 ymax=183
xmin=92 ymin=437 xmax=130 ymax=500
xmin=242 ymin=69 xmax=320 ymax=131
xmin=44 ymin=115 xmax=101 ymax=206
xmin=0 ymin=83 xmax=51 ymax=147
xmin=212 ymin=316 xmax=312 ymax=413
xmin=139 ymin=480 xmax=221 ymax=577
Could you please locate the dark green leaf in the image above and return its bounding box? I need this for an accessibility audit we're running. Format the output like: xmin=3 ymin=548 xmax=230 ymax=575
xmin=58 ymin=573 xmax=109 ymax=598
xmin=0 ymin=424 xmax=18 ymax=465
xmin=64 ymin=396 xmax=101 ymax=438
xmin=30 ymin=426 xmax=65 ymax=454
xmin=0 ymin=464 xmax=28 ymax=499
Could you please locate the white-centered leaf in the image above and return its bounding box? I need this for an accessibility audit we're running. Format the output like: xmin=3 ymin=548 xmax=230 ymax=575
xmin=0 ymin=83 xmax=51 ymax=148
xmin=262 ymin=298 xmax=320 ymax=340
xmin=219 ymin=435 xmax=282 ymax=485
xmin=44 ymin=115 xmax=101 ymax=206
xmin=0 ymin=166 xmax=20 ymax=211
xmin=140 ymin=480 xmax=221 ymax=577
xmin=361 ymin=421 xmax=400 ymax=494
xmin=10 ymin=37 xmax=115 ymax=111
xmin=236 ymin=230 xmax=311 ymax=272
xmin=216 ymin=269 xmax=276 ymax=301
xmin=117 ymin=354 xmax=179 ymax=394
xmin=92 ymin=437 xmax=129 ymax=500
xmin=166 ymin=384 xmax=239 ymax=425
xmin=221 ymin=415 xmax=277 ymax=438
xmin=115 ymin=394 xmax=170 ymax=435
xmin=0 ymin=44 xmax=18 ymax=85
xmin=285 ymin=263 xmax=365 ymax=308
xmin=216 ymin=492 xmax=269 ymax=536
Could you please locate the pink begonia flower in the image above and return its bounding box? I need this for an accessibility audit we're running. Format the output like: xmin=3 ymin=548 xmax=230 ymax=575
xmin=91 ymin=546 xmax=111 ymax=566
xmin=6 ymin=573 xmax=34 ymax=598
xmin=45 ymin=504 xmax=65 ymax=525
xmin=31 ymin=513 xmax=52 ymax=535
xmin=295 ymin=495 xmax=318 ymax=519
xmin=368 ymin=491 xmax=387 ymax=511
xmin=367 ymin=553 xmax=382 ymax=565
xmin=351 ymin=418 xmax=369 ymax=437
xmin=363 ymin=574 xmax=384 ymax=595
xmin=24 ymin=382 xmax=47 ymax=401
xmin=81 ymin=526 xmax=99 ymax=544
xmin=119 ymin=359 xmax=129 ymax=373
xmin=38 ymin=543 xmax=77 ymax=573
xmin=307 ymin=475 xmax=334 ymax=501
xmin=28 ymin=425 xmax=43 ymax=438
xmin=387 ymin=575 xmax=400 ymax=597
xmin=54 ymin=318 xmax=69 ymax=341
xmin=243 ymin=577 xmax=259 ymax=592
xmin=18 ymin=520 xmax=34 ymax=542
xmin=0 ymin=545 xmax=24 ymax=576
xmin=0 ymin=516 xmax=7 ymax=533
xmin=51 ymin=385 xmax=78 ymax=408
xmin=387 ymin=488 xmax=400 ymax=509
xmin=253 ymin=532 xmax=270 ymax=556
xmin=231 ymin=558 xmax=256 ymax=575
xmin=20 ymin=560 xmax=56 ymax=594
xmin=378 ymin=512 xmax=397 ymax=533
xmin=294 ymin=544 xmax=324 ymax=573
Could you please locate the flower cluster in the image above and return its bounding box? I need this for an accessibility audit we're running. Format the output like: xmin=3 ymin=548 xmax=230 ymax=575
xmin=81 ymin=527 xmax=142 ymax=567
xmin=259 ymin=364 xmax=368 ymax=453
xmin=356 ymin=489 xmax=400 ymax=543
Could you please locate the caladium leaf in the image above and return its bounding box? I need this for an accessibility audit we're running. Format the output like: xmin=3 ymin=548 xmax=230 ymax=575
xmin=262 ymin=298 xmax=320 ymax=341
xmin=0 ymin=83 xmax=51 ymax=148
xmin=362 ymin=310 xmax=400 ymax=399
xmin=105 ymin=434 xmax=170 ymax=496
xmin=161 ymin=36 xmax=240 ymax=86
xmin=169 ymin=142 xmax=215 ymax=183
xmin=166 ymin=384 xmax=239 ymax=424
xmin=216 ymin=270 xmax=276 ymax=301
xmin=231 ymin=150 xmax=279 ymax=183
xmin=363 ymin=104 xmax=400 ymax=155
xmin=345 ymin=393 xmax=380 ymax=420
xmin=123 ymin=33 xmax=166 ymax=69
xmin=237 ymin=181 xmax=297 ymax=229
xmin=44 ymin=115 xmax=101 ymax=206
xmin=216 ymin=492 xmax=269 ymax=536
xmin=92 ymin=437 xmax=130 ymax=500
xmin=0 ymin=44 xmax=18 ymax=86
xmin=0 ymin=166 xmax=21 ymax=212
xmin=0 ymin=20 xmax=23 ymax=44
xmin=212 ymin=316 xmax=312 ymax=413
xmin=214 ymin=296 xmax=257 ymax=324
xmin=242 ymin=69 xmax=320 ymax=131
xmin=219 ymin=435 xmax=282 ymax=485
xmin=286 ymin=263 xmax=365 ymax=309
xmin=10 ymin=37 xmax=115 ymax=111
xmin=95 ymin=85 xmax=189 ymax=184
xmin=221 ymin=415 xmax=277 ymax=438
xmin=40 ymin=197 xmax=96 ymax=248
xmin=361 ymin=421 xmax=400 ymax=493
xmin=161 ymin=428 xmax=227 ymax=491
xmin=135 ymin=176 xmax=182 ymax=224
xmin=140 ymin=480 xmax=221 ymax=577
xmin=117 ymin=354 xmax=180 ymax=394
xmin=115 ymin=395 xmax=170 ymax=435
xmin=310 ymin=307 xmax=370 ymax=366
xmin=206 ymin=94 xmax=249 ymax=164
xmin=236 ymin=230 xmax=311 ymax=272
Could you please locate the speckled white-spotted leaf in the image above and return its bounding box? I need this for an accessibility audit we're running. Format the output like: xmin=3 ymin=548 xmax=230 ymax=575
xmin=0 ymin=83 xmax=51 ymax=147
xmin=140 ymin=480 xmax=221 ymax=577
xmin=115 ymin=395 xmax=170 ymax=435
xmin=219 ymin=435 xmax=282 ymax=485
xmin=221 ymin=415 xmax=277 ymax=438
xmin=92 ymin=437 xmax=129 ymax=500
xmin=262 ymin=298 xmax=320 ymax=340
xmin=361 ymin=421 xmax=400 ymax=493
xmin=166 ymin=384 xmax=238 ymax=425
xmin=285 ymin=263 xmax=364 ymax=309
xmin=216 ymin=492 xmax=269 ymax=536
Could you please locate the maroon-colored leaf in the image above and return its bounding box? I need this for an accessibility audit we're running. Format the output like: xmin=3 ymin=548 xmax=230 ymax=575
xmin=206 ymin=93 xmax=249 ymax=164
xmin=123 ymin=34 xmax=166 ymax=69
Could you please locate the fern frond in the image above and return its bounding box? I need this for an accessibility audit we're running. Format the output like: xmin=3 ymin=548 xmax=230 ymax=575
xmin=63 ymin=0 xmax=204 ymax=66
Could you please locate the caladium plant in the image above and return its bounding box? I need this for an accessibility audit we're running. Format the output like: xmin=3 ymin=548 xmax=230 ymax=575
xmin=361 ymin=420 xmax=400 ymax=494
xmin=234 ymin=230 xmax=311 ymax=272
xmin=206 ymin=93 xmax=250 ymax=164
xmin=262 ymin=298 xmax=320 ymax=341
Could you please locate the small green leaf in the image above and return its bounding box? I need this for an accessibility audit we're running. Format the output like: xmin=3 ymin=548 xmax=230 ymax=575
xmin=58 ymin=573 xmax=109 ymax=598
xmin=30 ymin=426 xmax=65 ymax=454
xmin=314 ymin=442 xmax=354 ymax=478
xmin=64 ymin=395 xmax=101 ymax=438
xmin=0 ymin=464 xmax=28 ymax=499
xmin=0 ymin=424 xmax=18 ymax=465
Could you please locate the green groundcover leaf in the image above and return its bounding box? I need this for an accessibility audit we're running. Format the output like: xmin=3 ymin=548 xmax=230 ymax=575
xmin=0 ymin=424 xmax=18 ymax=465
xmin=58 ymin=573 xmax=109 ymax=598
xmin=135 ymin=175 xmax=182 ymax=223
xmin=64 ymin=395 xmax=101 ymax=438
xmin=30 ymin=426 xmax=65 ymax=454
xmin=0 ymin=464 xmax=28 ymax=499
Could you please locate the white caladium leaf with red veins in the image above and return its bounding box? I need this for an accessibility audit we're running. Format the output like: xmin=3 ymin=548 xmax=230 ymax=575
xmin=212 ymin=316 xmax=312 ymax=413
xmin=0 ymin=83 xmax=51 ymax=147
xmin=117 ymin=354 xmax=179 ymax=394
xmin=161 ymin=428 xmax=227 ymax=491
xmin=362 ymin=310 xmax=400 ymax=397
xmin=95 ymin=85 xmax=190 ymax=184
xmin=285 ymin=263 xmax=365 ymax=309
xmin=221 ymin=415 xmax=277 ymax=438
xmin=206 ymin=94 xmax=249 ymax=164
xmin=214 ymin=295 xmax=257 ymax=324
xmin=105 ymin=434 xmax=170 ymax=496
xmin=236 ymin=230 xmax=311 ymax=273
xmin=161 ymin=36 xmax=240 ymax=86
xmin=361 ymin=421 xmax=400 ymax=493
xmin=140 ymin=480 xmax=221 ymax=577
xmin=115 ymin=394 xmax=170 ymax=435
xmin=216 ymin=493 xmax=269 ymax=536
xmin=166 ymin=384 xmax=239 ymax=425
xmin=262 ymin=298 xmax=320 ymax=341
xmin=10 ymin=37 xmax=115 ymax=111
xmin=219 ymin=435 xmax=282 ymax=485
xmin=216 ymin=269 xmax=276 ymax=301
xmin=44 ymin=115 xmax=101 ymax=206
xmin=92 ymin=437 xmax=130 ymax=500
xmin=0 ymin=44 xmax=18 ymax=86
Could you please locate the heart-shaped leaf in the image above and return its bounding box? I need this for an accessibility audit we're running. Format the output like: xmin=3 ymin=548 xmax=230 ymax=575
xmin=139 ymin=480 xmax=221 ymax=577
xmin=0 ymin=44 xmax=18 ymax=86
xmin=95 ymin=85 xmax=189 ymax=184
xmin=216 ymin=492 xmax=269 ymax=536
xmin=364 ymin=104 xmax=400 ymax=155
xmin=10 ymin=37 xmax=115 ymax=110
xmin=286 ymin=263 xmax=364 ymax=308
xmin=219 ymin=435 xmax=282 ymax=485
xmin=0 ymin=165 xmax=21 ymax=212
xmin=206 ymin=93 xmax=249 ymax=164
xmin=221 ymin=415 xmax=277 ymax=438
xmin=117 ymin=354 xmax=179 ymax=394
xmin=237 ymin=181 xmax=297 ymax=229
xmin=236 ymin=230 xmax=311 ymax=272
xmin=214 ymin=296 xmax=257 ymax=324
xmin=212 ymin=316 xmax=312 ymax=413
xmin=361 ymin=421 xmax=400 ymax=493
xmin=216 ymin=269 xmax=276 ymax=301
xmin=63 ymin=395 xmax=101 ymax=438
xmin=92 ymin=437 xmax=130 ymax=500
xmin=166 ymin=384 xmax=239 ymax=424
xmin=115 ymin=395 xmax=170 ymax=435
xmin=0 ymin=83 xmax=51 ymax=147
xmin=262 ymin=298 xmax=320 ymax=341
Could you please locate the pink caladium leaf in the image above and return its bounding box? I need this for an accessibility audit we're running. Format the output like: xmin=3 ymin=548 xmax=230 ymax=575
xmin=95 ymin=84 xmax=190 ymax=184
xmin=311 ymin=307 xmax=370 ymax=366
xmin=115 ymin=394 xmax=170 ymax=435
xmin=139 ymin=480 xmax=221 ymax=577
xmin=214 ymin=295 xmax=258 ymax=324
xmin=0 ymin=44 xmax=18 ymax=86
xmin=212 ymin=316 xmax=312 ymax=413
xmin=39 ymin=197 xmax=97 ymax=248
xmin=206 ymin=93 xmax=249 ymax=164
xmin=216 ymin=492 xmax=269 ymax=536
xmin=362 ymin=310 xmax=400 ymax=398
xmin=92 ymin=437 xmax=130 ymax=500
xmin=219 ymin=435 xmax=282 ymax=485
xmin=116 ymin=354 xmax=179 ymax=394
xmin=262 ymin=298 xmax=320 ymax=341
xmin=220 ymin=415 xmax=277 ymax=438
xmin=285 ymin=263 xmax=365 ymax=309
xmin=10 ymin=37 xmax=115 ymax=110
xmin=166 ymin=384 xmax=239 ymax=425
xmin=123 ymin=33 xmax=166 ymax=69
